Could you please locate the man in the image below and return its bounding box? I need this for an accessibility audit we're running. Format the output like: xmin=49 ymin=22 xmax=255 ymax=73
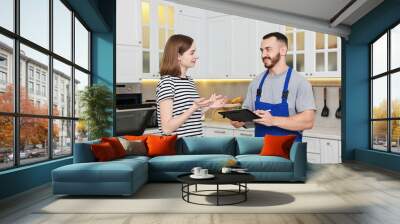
xmin=231 ymin=32 xmax=316 ymax=142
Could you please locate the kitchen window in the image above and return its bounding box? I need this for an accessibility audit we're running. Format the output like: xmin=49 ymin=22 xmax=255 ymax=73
xmin=0 ymin=0 xmax=91 ymax=170
xmin=370 ymin=22 xmax=400 ymax=154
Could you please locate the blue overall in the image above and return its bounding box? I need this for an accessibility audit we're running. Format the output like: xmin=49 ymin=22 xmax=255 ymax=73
xmin=254 ymin=67 xmax=302 ymax=142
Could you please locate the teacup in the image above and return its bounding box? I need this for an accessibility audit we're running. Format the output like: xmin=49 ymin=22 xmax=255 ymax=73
xmin=191 ymin=167 xmax=202 ymax=176
xmin=199 ymin=169 xmax=208 ymax=176
xmin=221 ymin=167 xmax=232 ymax=174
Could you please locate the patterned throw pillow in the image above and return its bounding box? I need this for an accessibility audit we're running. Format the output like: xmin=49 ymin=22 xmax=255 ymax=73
xmin=118 ymin=137 xmax=147 ymax=156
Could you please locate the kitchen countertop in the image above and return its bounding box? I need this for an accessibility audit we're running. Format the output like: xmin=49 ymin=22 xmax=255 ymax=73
xmin=203 ymin=120 xmax=341 ymax=140
xmin=144 ymin=120 xmax=341 ymax=140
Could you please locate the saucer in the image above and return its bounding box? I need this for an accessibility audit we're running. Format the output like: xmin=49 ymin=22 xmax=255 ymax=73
xmin=190 ymin=174 xmax=215 ymax=179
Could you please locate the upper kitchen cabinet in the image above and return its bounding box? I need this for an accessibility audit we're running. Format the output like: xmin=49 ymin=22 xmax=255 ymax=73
xmin=116 ymin=0 xmax=143 ymax=83
xmin=312 ymin=32 xmax=341 ymax=77
xmin=230 ymin=17 xmax=257 ymax=79
xmin=141 ymin=0 xmax=176 ymax=79
xmin=207 ymin=16 xmax=280 ymax=79
xmin=284 ymin=26 xmax=341 ymax=78
xmin=117 ymin=0 xmax=142 ymax=46
xmin=175 ymin=5 xmax=208 ymax=78
xmin=207 ymin=15 xmax=232 ymax=79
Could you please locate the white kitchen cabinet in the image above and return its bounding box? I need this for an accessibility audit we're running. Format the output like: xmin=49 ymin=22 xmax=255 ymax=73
xmin=307 ymin=152 xmax=321 ymax=163
xmin=283 ymin=26 xmax=341 ymax=78
xmin=207 ymin=16 xmax=232 ymax=79
xmin=203 ymin=127 xmax=235 ymax=136
xmin=234 ymin=129 xmax=254 ymax=137
xmin=116 ymin=45 xmax=143 ymax=83
xmin=320 ymin=139 xmax=340 ymax=164
xmin=117 ymin=0 xmax=142 ymax=46
xmin=303 ymin=136 xmax=320 ymax=153
xmin=175 ymin=5 xmax=208 ymax=78
xmin=230 ymin=17 xmax=257 ymax=78
xmin=303 ymin=136 xmax=341 ymax=164
xmin=309 ymin=32 xmax=341 ymax=78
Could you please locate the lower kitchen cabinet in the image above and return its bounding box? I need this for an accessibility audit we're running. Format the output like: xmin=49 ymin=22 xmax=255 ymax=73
xmin=303 ymin=136 xmax=341 ymax=164
xmin=203 ymin=127 xmax=235 ymax=136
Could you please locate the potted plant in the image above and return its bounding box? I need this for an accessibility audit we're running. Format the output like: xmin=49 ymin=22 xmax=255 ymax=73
xmin=79 ymin=84 xmax=113 ymax=140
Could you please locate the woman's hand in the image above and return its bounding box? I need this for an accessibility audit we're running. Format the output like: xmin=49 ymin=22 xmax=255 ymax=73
xmin=208 ymin=94 xmax=227 ymax=109
xmin=192 ymin=97 xmax=211 ymax=110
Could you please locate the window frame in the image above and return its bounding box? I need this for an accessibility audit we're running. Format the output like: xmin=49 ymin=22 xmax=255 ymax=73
xmin=0 ymin=0 xmax=92 ymax=171
xmin=370 ymin=20 xmax=400 ymax=154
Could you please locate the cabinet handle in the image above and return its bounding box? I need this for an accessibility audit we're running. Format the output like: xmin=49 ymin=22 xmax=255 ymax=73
xmin=214 ymin=130 xmax=226 ymax=134
xmin=326 ymin=142 xmax=330 ymax=146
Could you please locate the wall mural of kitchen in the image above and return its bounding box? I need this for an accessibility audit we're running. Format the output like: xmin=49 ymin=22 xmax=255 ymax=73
xmin=116 ymin=1 xmax=343 ymax=164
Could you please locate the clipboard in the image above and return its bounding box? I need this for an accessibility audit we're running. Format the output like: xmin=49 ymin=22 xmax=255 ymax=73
xmin=218 ymin=109 xmax=261 ymax=122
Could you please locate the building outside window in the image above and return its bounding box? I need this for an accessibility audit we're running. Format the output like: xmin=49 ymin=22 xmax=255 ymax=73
xmin=0 ymin=0 xmax=91 ymax=170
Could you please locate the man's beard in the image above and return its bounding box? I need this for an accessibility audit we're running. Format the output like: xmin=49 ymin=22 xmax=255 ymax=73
xmin=263 ymin=53 xmax=280 ymax=69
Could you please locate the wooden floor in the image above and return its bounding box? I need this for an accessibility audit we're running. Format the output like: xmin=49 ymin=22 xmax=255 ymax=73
xmin=1 ymin=162 xmax=400 ymax=224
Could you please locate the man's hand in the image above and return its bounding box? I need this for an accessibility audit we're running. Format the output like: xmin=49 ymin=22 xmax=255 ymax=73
xmin=253 ymin=110 xmax=274 ymax=126
xmin=231 ymin=120 xmax=245 ymax=128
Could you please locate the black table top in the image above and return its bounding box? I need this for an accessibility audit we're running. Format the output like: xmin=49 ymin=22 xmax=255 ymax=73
xmin=177 ymin=172 xmax=255 ymax=185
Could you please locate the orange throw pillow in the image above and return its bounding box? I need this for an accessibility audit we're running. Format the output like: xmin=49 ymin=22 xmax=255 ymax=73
xmin=124 ymin=135 xmax=149 ymax=142
xmin=101 ymin=137 xmax=127 ymax=158
xmin=259 ymin=135 xmax=297 ymax=159
xmin=91 ymin=142 xmax=117 ymax=161
xmin=146 ymin=135 xmax=177 ymax=157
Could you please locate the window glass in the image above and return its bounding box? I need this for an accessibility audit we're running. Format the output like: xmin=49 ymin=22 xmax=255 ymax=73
xmin=74 ymin=69 xmax=89 ymax=118
xmin=53 ymin=0 xmax=72 ymax=60
xmin=372 ymin=76 xmax=387 ymax=119
xmin=74 ymin=18 xmax=89 ymax=70
xmin=0 ymin=0 xmax=13 ymax=31
xmin=53 ymin=119 xmax=72 ymax=157
xmin=20 ymin=117 xmax=49 ymax=165
xmin=20 ymin=44 xmax=49 ymax=116
xmin=0 ymin=35 xmax=13 ymax=113
xmin=372 ymin=34 xmax=387 ymax=76
xmin=20 ymin=0 xmax=49 ymax=49
xmin=53 ymin=59 xmax=72 ymax=117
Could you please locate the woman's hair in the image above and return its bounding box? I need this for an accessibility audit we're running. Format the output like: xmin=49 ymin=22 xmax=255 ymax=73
xmin=159 ymin=34 xmax=193 ymax=77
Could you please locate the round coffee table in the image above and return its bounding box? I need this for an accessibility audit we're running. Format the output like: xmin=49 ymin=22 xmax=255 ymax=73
xmin=177 ymin=173 xmax=255 ymax=206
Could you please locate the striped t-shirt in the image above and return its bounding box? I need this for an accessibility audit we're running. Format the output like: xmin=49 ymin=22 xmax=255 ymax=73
xmin=156 ymin=75 xmax=203 ymax=137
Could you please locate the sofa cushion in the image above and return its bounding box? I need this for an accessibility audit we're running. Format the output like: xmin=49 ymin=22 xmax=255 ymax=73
xmin=91 ymin=142 xmax=118 ymax=161
xmin=52 ymin=159 xmax=147 ymax=183
xmin=147 ymin=135 xmax=177 ymax=157
xmin=118 ymin=137 xmax=147 ymax=156
xmin=101 ymin=137 xmax=127 ymax=158
xmin=260 ymin=135 xmax=296 ymax=159
xmin=235 ymin=137 xmax=263 ymax=155
xmin=148 ymin=154 xmax=235 ymax=172
xmin=179 ymin=136 xmax=236 ymax=155
xmin=236 ymin=155 xmax=293 ymax=172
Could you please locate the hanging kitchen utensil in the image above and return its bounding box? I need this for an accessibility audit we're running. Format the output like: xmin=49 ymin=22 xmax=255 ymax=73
xmin=321 ymin=87 xmax=329 ymax=117
xmin=335 ymin=87 xmax=341 ymax=119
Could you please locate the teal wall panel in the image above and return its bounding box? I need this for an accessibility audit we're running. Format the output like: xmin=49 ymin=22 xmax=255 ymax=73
xmin=344 ymin=0 xmax=400 ymax=171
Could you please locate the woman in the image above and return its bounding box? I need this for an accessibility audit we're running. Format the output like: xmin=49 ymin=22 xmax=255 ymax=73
xmin=156 ymin=34 xmax=225 ymax=137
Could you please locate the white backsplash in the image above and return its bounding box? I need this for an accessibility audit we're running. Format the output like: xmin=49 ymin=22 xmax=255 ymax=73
xmin=140 ymin=81 xmax=341 ymax=131
xmin=312 ymin=86 xmax=341 ymax=130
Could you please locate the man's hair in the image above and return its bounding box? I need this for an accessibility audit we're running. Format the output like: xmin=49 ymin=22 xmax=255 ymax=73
xmin=262 ymin=32 xmax=288 ymax=47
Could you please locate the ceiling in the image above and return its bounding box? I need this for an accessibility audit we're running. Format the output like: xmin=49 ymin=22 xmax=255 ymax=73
xmin=167 ymin=0 xmax=384 ymax=38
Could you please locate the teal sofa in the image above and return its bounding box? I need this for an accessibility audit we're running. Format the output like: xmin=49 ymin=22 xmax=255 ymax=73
xmin=52 ymin=136 xmax=307 ymax=196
